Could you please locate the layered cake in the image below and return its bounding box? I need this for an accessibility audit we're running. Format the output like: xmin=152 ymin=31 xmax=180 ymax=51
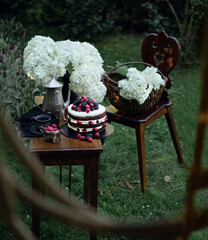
xmin=67 ymin=96 xmax=107 ymax=142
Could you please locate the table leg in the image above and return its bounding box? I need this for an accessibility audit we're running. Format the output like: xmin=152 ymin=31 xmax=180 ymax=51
xmin=32 ymin=166 xmax=45 ymax=239
xmin=135 ymin=124 xmax=147 ymax=193
xmin=89 ymin=159 xmax=99 ymax=240
xmin=59 ymin=166 xmax=62 ymax=189
xmin=69 ymin=165 xmax=72 ymax=199
xmin=84 ymin=165 xmax=89 ymax=203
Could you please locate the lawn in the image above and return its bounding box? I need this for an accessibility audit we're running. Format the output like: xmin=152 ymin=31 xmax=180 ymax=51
xmin=0 ymin=33 xmax=208 ymax=240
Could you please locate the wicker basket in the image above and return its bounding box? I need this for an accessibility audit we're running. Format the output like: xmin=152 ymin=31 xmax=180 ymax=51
xmin=101 ymin=62 xmax=168 ymax=115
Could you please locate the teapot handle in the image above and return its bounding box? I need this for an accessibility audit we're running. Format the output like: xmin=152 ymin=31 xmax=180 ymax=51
xmin=32 ymin=88 xmax=45 ymax=111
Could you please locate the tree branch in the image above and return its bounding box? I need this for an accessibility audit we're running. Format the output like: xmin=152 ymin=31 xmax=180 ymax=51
xmin=165 ymin=0 xmax=183 ymax=35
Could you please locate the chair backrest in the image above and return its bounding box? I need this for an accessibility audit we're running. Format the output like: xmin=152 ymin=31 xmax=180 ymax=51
xmin=141 ymin=30 xmax=181 ymax=89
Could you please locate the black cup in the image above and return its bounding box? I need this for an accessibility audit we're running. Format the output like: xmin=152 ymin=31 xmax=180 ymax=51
xmin=31 ymin=114 xmax=51 ymax=129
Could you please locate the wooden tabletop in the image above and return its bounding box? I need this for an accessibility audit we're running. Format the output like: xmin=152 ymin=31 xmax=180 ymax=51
xmin=30 ymin=134 xmax=103 ymax=154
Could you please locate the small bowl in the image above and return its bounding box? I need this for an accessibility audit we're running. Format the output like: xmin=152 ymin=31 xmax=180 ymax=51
xmin=40 ymin=127 xmax=62 ymax=143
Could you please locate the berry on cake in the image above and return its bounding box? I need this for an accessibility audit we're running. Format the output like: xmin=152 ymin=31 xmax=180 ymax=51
xmin=67 ymin=96 xmax=108 ymax=142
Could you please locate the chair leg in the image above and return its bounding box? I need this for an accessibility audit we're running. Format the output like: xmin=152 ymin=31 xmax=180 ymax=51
xmin=135 ymin=124 xmax=147 ymax=193
xmin=165 ymin=106 xmax=185 ymax=166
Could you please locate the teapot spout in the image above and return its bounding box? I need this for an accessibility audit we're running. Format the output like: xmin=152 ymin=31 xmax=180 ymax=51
xmin=64 ymin=88 xmax=71 ymax=110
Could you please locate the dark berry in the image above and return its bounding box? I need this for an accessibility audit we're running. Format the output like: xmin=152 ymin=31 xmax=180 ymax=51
xmin=74 ymin=99 xmax=81 ymax=105
xmin=96 ymin=120 xmax=99 ymax=124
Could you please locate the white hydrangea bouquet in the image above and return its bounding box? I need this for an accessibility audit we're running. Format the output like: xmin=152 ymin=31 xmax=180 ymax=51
xmin=118 ymin=66 xmax=165 ymax=104
xmin=101 ymin=62 xmax=167 ymax=114
xmin=23 ymin=36 xmax=106 ymax=103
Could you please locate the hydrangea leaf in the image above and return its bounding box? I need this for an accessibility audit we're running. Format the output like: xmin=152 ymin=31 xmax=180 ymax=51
xmin=67 ymin=62 xmax=74 ymax=74
xmin=115 ymin=65 xmax=128 ymax=76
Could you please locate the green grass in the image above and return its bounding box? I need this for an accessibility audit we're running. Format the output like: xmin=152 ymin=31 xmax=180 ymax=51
xmin=1 ymin=33 xmax=208 ymax=240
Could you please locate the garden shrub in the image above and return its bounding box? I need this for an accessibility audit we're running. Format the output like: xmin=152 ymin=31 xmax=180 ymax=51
xmin=0 ymin=18 xmax=34 ymax=122
xmin=60 ymin=0 xmax=115 ymax=41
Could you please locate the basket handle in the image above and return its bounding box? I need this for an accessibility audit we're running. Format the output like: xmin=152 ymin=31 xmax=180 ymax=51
xmin=108 ymin=61 xmax=167 ymax=81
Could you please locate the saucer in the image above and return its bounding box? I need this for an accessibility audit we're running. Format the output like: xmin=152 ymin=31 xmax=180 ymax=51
xmin=30 ymin=125 xmax=44 ymax=136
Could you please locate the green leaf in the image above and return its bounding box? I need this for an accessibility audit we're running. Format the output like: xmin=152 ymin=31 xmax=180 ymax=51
xmin=67 ymin=62 xmax=74 ymax=75
xmin=115 ymin=65 xmax=128 ymax=76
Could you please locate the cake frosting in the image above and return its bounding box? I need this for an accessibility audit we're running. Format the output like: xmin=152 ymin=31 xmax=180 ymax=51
xmin=67 ymin=96 xmax=107 ymax=139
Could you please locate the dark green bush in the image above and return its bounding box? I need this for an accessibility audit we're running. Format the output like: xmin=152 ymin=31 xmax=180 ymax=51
xmin=0 ymin=0 xmax=206 ymax=63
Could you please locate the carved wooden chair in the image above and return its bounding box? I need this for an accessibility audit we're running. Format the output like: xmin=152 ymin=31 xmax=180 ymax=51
xmin=106 ymin=30 xmax=185 ymax=193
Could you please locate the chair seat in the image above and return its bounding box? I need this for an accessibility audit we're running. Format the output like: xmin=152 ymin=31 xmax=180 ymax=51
xmin=107 ymin=99 xmax=172 ymax=126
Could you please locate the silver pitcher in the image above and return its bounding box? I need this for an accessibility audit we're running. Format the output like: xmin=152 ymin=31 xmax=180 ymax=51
xmin=32 ymin=76 xmax=71 ymax=118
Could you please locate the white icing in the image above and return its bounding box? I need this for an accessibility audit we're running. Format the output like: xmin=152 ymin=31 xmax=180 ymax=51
xmin=68 ymin=103 xmax=106 ymax=117
xmin=67 ymin=123 xmax=104 ymax=132
xmin=69 ymin=116 xmax=106 ymax=125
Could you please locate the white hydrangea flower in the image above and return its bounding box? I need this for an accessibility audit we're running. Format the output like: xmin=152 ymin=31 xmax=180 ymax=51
xmin=23 ymin=36 xmax=67 ymax=86
xmin=118 ymin=67 xmax=164 ymax=104
xmin=142 ymin=67 xmax=165 ymax=90
xmin=23 ymin=36 xmax=106 ymax=102
xmin=70 ymin=64 xmax=106 ymax=102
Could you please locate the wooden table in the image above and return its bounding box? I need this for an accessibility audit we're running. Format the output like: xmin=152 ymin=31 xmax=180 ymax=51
xmin=30 ymin=134 xmax=103 ymax=239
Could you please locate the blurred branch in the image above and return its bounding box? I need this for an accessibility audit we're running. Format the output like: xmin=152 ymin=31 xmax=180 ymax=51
xmin=165 ymin=0 xmax=182 ymax=35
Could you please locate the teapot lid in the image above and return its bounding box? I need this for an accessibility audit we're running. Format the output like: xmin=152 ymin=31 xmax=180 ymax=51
xmin=44 ymin=75 xmax=63 ymax=88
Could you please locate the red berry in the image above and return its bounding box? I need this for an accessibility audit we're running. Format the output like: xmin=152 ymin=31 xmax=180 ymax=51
xmin=77 ymin=120 xmax=82 ymax=124
xmin=79 ymin=103 xmax=82 ymax=108
xmin=90 ymin=103 xmax=94 ymax=107
xmin=44 ymin=127 xmax=48 ymax=131
xmin=86 ymin=108 xmax=90 ymax=113
xmin=89 ymin=121 xmax=94 ymax=125
xmin=95 ymin=132 xmax=100 ymax=137
xmin=83 ymin=97 xmax=88 ymax=102
xmin=53 ymin=128 xmax=58 ymax=131
xmin=93 ymin=128 xmax=97 ymax=131
xmin=82 ymin=128 xmax=87 ymax=133
xmin=47 ymin=126 xmax=53 ymax=131
xmin=71 ymin=105 xmax=76 ymax=110
xmin=86 ymin=104 xmax=90 ymax=108
xmin=77 ymin=107 xmax=81 ymax=112
xmin=90 ymin=98 xmax=94 ymax=102
xmin=80 ymin=136 xmax=85 ymax=141
xmin=103 ymin=124 xmax=106 ymax=127
xmin=87 ymin=137 xmax=93 ymax=143
xmin=77 ymin=134 xmax=81 ymax=139
xmin=52 ymin=124 xmax=57 ymax=128
xmin=105 ymin=116 xmax=108 ymax=121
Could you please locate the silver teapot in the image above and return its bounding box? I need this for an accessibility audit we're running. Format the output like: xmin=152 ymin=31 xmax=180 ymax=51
xmin=32 ymin=76 xmax=71 ymax=118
